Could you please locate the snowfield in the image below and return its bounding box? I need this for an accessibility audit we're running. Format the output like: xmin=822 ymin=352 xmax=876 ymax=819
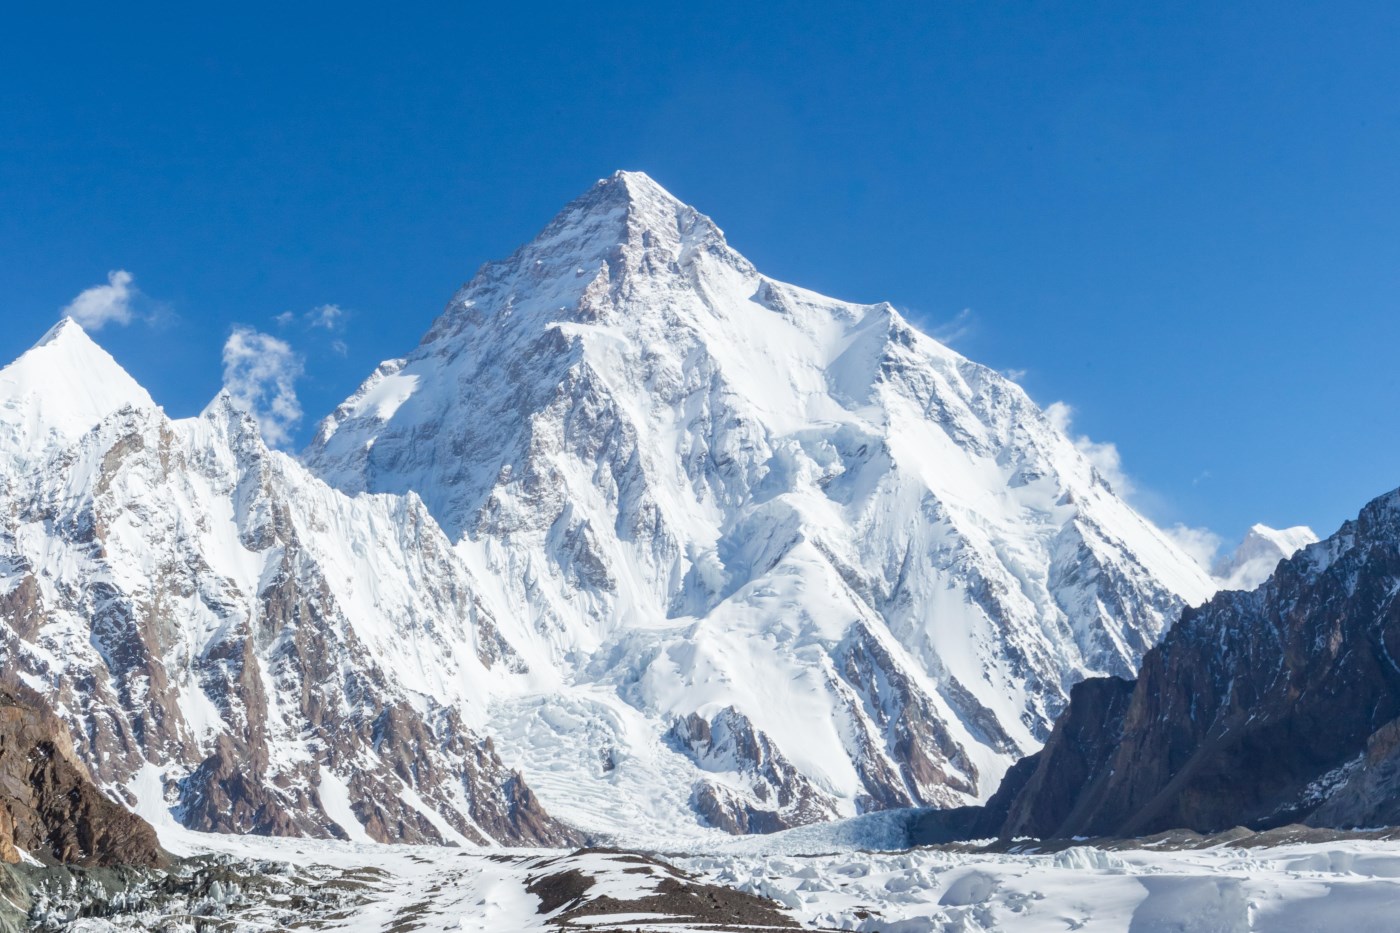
xmin=57 ymin=818 xmax=1399 ymax=932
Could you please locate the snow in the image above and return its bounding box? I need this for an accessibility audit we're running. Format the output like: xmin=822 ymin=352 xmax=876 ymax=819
xmin=0 ymin=317 xmax=156 ymax=470
xmin=672 ymin=840 xmax=1400 ymax=932
xmin=101 ymin=816 xmax=1400 ymax=932
xmin=319 ymin=766 xmax=374 ymax=843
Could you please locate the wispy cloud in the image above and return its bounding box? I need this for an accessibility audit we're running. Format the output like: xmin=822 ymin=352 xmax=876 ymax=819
xmin=222 ymin=326 xmax=303 ymax=447
xmin=1046 ymin=399 xmax=1229 ymax=575
xmin=1044 ymin=401 xmax=1134 ymax=497
xmin=276 ymin=302 xmax=351 ymax=354
xmin=61 ymin=270 xmax=137 ymax=330
xmin=930 ymin=308 xmax=974 ymax=346
xmin=1162 ymin=524 xmax=1224 ymax=573
xmin=306 ymin=303 xmax=345 ymax=330
xmin=277 ymin=303 xmax=349 ymax=332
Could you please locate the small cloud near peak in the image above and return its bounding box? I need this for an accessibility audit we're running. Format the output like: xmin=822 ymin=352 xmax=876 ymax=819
xmin=61 ymin=270 xmax=136 ymax=331
xmin=221 ymin=326 xmax=303 ymax=447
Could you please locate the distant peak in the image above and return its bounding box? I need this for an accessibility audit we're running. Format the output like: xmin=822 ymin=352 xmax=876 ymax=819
xmin=200 ymin=387 xmax=238 ymax=417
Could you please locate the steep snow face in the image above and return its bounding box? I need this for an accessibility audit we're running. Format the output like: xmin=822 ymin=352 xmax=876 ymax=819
xmin=305 ymin=171 xmax=1217 ymax=835
xmin=0 ymin=329 xmax=573 ymax=846
xmin=1212 ymin=523 xmax=1319 ymax=591
xmin=0 ymin=318 xmax=155 ymax=471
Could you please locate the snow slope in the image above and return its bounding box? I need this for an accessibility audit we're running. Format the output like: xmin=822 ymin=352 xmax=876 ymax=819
xmin=304 ymin=170 xmax=1217 ymax=835
xmin=0 ymin=317 xmax=154 ymax=471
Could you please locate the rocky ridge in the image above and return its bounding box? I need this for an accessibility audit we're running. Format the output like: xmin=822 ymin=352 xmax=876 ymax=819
xmin=0 ymin=323 xmax=574 ymax=846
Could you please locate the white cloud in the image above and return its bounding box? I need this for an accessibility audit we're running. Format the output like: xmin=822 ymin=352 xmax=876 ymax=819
xmin=1003 ymin=367 xmax=1028 ymax=382
xmin=61 ymin=269 xmax=136 ymax=330
xmin=277 ymin=303 xmax=347 ymax=331
xmin=222 ymin=326 xmax=303 ymax=447
xmin=1047 ymin=400 xmax=1232 ymax=577
xmin=307 ymin=303 xmax=345 ymax=330
xmin=1162 ymin=524 xmax=1224 ymax=573
xmin=1044 ymin=401 xmax=1134 ymax=496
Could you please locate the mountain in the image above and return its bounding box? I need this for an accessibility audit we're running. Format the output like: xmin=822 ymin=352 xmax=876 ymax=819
xmin=303 ymin=170 xmax=1216 ymax=836
xmin=0 ymin=322 xmax=574 ymax=847
xmin=0 ymin=174 xmax=1221 ymax=843
xmin=1212 ymin=523 xmax=1318 ymax=591
xmin=917 ymin=486 xmax=1400 ymax=842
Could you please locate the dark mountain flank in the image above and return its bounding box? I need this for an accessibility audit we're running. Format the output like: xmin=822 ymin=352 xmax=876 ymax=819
xmin=0 ymin=685 xmax=165 ymax=868
xmin=916 ymin=488 xmax=1400 ymax=843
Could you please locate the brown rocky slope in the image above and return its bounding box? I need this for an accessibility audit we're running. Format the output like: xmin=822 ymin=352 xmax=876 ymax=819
xmin=0 ymin=683 xmax=165 ymax=867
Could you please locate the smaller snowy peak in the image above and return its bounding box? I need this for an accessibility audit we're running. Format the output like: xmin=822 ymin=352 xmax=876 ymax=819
xmin=1212 ymin=523 xmax=1319 ymax=591
xmin=0 ymin=317 xmax=156 ymax=467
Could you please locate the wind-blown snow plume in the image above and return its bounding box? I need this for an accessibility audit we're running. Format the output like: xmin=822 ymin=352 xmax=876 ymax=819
xmin=1044 ymin=400 xmax=1134 ymax=496
xmin=61 ymin=269 xmax=136 ymax=330
xmin=221 ymin=325 xmax=303 ymax=446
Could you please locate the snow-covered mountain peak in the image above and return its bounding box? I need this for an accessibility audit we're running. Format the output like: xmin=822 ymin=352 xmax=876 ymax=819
xmin=1212 ymin=522 xmax=1319 ymax=591
xmin=303 ymin=173 xmax=1220 ymax=836
xmin=0 ymin=317 xmax=156 ymax=468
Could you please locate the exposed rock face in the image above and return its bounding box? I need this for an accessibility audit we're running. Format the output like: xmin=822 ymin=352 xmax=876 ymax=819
xmin=670 ymin=709 xmax=839 ymax=834
xmin=0 ymin=686 xmax=164 ymax=867
xmin=927 ymin=487 xmax=1400 ymax=842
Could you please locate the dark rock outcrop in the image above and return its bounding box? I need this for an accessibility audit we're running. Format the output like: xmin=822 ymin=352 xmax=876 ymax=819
xmin=916 ymin=487 xmax=1400 ymax=843
xmin=0 ymin=686 xmax=165 ymax=867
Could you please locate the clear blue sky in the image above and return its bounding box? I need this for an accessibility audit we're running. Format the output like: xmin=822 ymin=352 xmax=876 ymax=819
xmin=2 ymin=1 xmax=1396 ymax=550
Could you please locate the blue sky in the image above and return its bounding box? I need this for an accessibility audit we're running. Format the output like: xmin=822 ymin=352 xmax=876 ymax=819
xmin=2 ymin=2 xmax=1397 ymax=555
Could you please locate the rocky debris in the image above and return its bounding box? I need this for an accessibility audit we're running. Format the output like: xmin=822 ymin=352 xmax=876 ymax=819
xmin=914 ymin=487 xmax=1400 ymax=844
xmin=0 ymin=686 xmax=164 ymax=869
xmin=525 ymin=848 xmax=802 ymax=930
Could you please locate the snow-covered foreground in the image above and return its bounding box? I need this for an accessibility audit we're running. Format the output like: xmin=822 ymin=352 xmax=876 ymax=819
xmin=673 ymin=842 xmax=1400 ymax=932
xmin=85 ymin=816 xmax=1398 ymax=932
